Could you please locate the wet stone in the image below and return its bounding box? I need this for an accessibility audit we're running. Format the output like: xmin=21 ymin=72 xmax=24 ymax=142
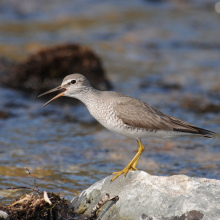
xmin=0 ymin=111 xmax=12 ymax=119
xmin=0 ymin=44 xmax=112 ymax=95
xmin=139 ymin=75 xmax=182 ymax=92
xmin=182 ymin=96 xmax=220 ymax=113
xmin=142 ymin=0 xmax=216 ymax=9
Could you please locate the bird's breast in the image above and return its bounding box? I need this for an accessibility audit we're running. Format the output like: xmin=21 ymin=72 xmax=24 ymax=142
xmin=86 ymin=100 xmax=123 ymax=128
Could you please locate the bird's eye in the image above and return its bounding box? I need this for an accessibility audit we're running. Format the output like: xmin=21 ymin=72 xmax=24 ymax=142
xmin=71 ymin=80 xmax=76 ymax=84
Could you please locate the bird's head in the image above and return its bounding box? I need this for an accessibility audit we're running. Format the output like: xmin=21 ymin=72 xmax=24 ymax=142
xmin=38 ymin=73 xmax=91 ymax=107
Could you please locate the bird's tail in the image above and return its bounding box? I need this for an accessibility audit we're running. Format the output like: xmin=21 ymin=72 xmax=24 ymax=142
xmin=170 ymin=116 xmax=215 ymax=138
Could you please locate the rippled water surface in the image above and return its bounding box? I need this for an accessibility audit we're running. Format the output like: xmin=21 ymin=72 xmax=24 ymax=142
xmin=0 ymin=0 xmax=220 ymax=204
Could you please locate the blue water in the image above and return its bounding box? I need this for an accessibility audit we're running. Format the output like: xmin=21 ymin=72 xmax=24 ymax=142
xmin=0 ymin=0 xmax=220 ymax=205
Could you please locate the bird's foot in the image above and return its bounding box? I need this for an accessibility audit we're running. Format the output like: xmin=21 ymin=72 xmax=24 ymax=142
xmin=111 ymin=140 xmax=144 ymax=181
xmin=112 ymin=165 xmax=137 ymax=181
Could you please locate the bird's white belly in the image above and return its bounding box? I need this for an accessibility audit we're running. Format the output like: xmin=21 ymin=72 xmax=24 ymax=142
xmin=99 ymin=120 xmax=188 ymax=139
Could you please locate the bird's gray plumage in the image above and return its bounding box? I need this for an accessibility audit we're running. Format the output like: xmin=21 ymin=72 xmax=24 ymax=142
xmin=112 ymin=96 xmax=214 ymax=138
xmin=38 ymin=73 xmax=215 ymax=181
xmin=40 ymin=73 xmax=215 ymax=139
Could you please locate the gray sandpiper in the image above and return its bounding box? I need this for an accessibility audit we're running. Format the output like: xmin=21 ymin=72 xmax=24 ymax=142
xmin=38 ymin=73 xmax=215 ymax=181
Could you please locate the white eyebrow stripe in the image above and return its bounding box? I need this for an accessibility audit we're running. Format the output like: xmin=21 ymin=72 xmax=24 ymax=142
xmin=62 ymin=79 xmax=74 ymax=85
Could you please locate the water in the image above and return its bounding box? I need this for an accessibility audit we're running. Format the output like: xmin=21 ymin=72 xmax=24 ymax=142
xmin=0 ymin=0 xmax=220 ymax=205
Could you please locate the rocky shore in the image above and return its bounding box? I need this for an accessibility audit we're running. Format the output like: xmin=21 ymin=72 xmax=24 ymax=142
xmin=71 ymin=171 xmax=220 ymax=220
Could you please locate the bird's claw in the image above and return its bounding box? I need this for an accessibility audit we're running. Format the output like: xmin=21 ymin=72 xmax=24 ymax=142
xmin=112 ymin=165 xmax=138 ymax=181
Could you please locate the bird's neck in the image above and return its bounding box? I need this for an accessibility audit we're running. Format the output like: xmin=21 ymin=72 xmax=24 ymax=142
xmin=75 ymin=87 xmax=102 ymax=107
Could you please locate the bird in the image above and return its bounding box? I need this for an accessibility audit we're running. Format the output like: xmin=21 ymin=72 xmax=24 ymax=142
xmin=38 ymin=73 xmax=215 ymax=181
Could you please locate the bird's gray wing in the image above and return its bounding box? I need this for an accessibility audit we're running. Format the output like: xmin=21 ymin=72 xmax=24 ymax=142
xmin=113 ymin=96 xmax=215 ymax=138
xmin=113 ymin=97 xmax=173 ymax=130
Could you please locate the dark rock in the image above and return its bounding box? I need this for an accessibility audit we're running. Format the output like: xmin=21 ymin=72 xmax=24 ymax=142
xmin=143 ymin=0 xmax=164 ymax=3
xmin=182 ymin=96 xmax=220 ymax=113
xmin=71 ymin=171 xmax=220 ymax=220
xmin=0 ymin=111 xmax=11 ymax=119
xmin=1 ymin=44 xmax=112 ymax=94
xmin=144 ymin=41 xmax=220 ymax=51
xmin=142 ymin=0 xmax=215 ymax=9
xmin=140 ymin=75 xmax=182 ymax=91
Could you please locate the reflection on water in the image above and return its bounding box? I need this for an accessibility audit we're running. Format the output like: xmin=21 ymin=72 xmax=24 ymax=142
xmin=0 ymin=0 xmax=220 ymax=205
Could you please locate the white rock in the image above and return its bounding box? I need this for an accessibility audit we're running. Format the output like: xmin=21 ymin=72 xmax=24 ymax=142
xmin=71 ymin=171 xmax=220 ymax=220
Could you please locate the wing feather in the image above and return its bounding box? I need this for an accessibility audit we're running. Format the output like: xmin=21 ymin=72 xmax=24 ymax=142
xmin=114 ymin=97 xmax=173 ymax=130
xmin=113 ymin=96 xmax=215 ymax=138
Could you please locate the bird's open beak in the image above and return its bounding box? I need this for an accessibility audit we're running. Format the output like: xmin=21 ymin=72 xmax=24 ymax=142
xmin=38 ymin=86 xmax=66 ymax=107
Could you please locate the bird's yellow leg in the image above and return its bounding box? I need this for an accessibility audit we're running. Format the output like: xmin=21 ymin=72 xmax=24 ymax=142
xmin=112 ymin=140 xmax=145 ymax=181
xmin=130 ymin=155 xmax=140 ymax=170
xmin=129 ymin=140 xmax=145 ymax=171
xmin=130 ymin=141 xmax=145 ymax=170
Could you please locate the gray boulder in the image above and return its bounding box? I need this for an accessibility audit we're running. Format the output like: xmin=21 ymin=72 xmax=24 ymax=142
xmin=71 ymin=171 xmax=220 ymax=220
